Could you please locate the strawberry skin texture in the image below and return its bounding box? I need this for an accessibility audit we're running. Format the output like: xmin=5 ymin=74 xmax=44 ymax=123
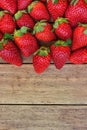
xmin=0 ymin=40 xmax=22 ymax=66
xmin=14 ymin=32 xmax=39 ymax=57
xmin=47 ymin=0 xmax=68 ymax=20
xmin=34 ymin=22 xmax=56 ymax=42
xmin=72 ymin=25 xmax=87 ymax=51
xmin=15 ymin=12 xmax=35 ymax=29
xmin=70 ymin=48 xmax=87 ymax=64
xmin=51 ymin=43 xmax=70 ymax=69
xmin=0 ymin=12 xmax=16 ymax=34
xmin=65 ymin=0 xmax=87 ymax=27
xmin=0 ymin=0 xmax=17 ymax=15
xmin=33 ymin=52 xmax=51 ymax=74
xmin=55 ymin=22 xmax=72 ymax=40
xmin=28 ymin=1 xmax=50 ymax=21
xmin=18 ymin=0 xmax=32 ymax=10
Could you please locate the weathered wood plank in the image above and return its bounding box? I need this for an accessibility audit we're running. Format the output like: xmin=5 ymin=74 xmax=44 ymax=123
xmin=0 ymin=64 xmax=87 ymax=104
xmin=0 ymin=105 xmax=87 ymax=130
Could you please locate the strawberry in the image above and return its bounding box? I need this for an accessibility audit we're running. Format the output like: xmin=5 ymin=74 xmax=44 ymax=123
xmin=33 ymin=47 xmax=51 ymax=73
xmin=65 ymin=0 xmax=87 ymax=27
xmin=15 ymin=10 xmax=35 ymax=29
xmin=28 ymin=1 xmax=50 ymax=21
xmin=70 ymin=48 xmax=87 ymax=64
xmin=53 ymin=17 xmax=72 ymax=40
xmin=14 ymin=26 xmax=39 ymax=57
xmin=50 ymin=40 xmax=71 ymax=69
xmin=72 ymin=24 xmax=87 ymax=51
xmin=18 ymin=0 xmax=32 ymax=10
xmin=33 ymin=20 xmax=56 ymax=42
xmin=0 ymin=11 xmax=16 ymax=34
xmin=0 ymin=34 xmax=22 ymax=66
xmin=0 ymin=0 xmax=17 ymax=15
xmin=47 ymin=0 xmax=68 ymax=21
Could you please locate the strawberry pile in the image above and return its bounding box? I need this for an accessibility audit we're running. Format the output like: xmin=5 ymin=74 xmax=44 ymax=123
xmin=0 ymin=0 xmax=87 ymax=74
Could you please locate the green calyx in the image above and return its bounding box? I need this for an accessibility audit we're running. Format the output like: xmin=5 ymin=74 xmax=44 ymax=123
xmin=0 ymin=10 xmax=9 ymax=18
xmin=14 ymin=10 xmax=26 ymax=20
xmin=14 ymin=26 xmax=29 ymax=37
xmin=85 ymin=0 xmax=87 ymax=3
xmin=28 ymin=1 xmax=38 ymax=13
xmin=33 ymin=20 xmax=46 ymax=34
xmin=47 ymin=0 xmax=59 ymax=4
xmin=0 ymin=33 xmax=14 ymax=49
xmin=4 ymin=33 xmax=13 ymax=41
xmin=79 ymin=23 xmax=87 ymax=27
xmin=70 ymin=0 xmax=79 ymax=5
xmin=35 ymin=46 xmax=50 ymax=56
xmin=53 ymin=17 xmax=68 ymax=28
xmin=0 ymin=11 xmax=4 ymax=17
xmin=78 ymin=23 xmax=87 ymax=35
xmin=0 ymin=39 xmax=8 ymax=49
xmin=54 ymin=39 xmax=72 ymax=46
xmin=84 ymin=29 xmax=87 ymax=35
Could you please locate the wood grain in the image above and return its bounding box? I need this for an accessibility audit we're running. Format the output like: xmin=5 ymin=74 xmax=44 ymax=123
xmin=0 ymin=64 xmax=87 ymax=104
xmin=0 ymin=105 xmax=87 ymax=130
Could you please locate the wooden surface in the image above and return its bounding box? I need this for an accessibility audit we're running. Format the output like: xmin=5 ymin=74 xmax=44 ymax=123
xmin=0 ymin=57 xmax=87 ymax=129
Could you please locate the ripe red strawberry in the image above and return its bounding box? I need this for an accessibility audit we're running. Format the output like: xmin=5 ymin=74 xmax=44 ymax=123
xmin=15 ymin=10 xmax=35 ymax=29
xmin=28 ymin=1 xmax=50 ymax=21
xmin=53 ymin=17 xmax=72 ymax=40
xmin=65 ymin=0 xmax=87 ymax=27
xmin=33 ymin=20 xmax=56 ymax=42
xmin=14 ymin=26 xmax=39 ymax=57
xmin=70 ymin=48 xmax=87 ymax=64
xmin=33 ymin=47 xmax=51 ymax=74
xmin=0 ymin=0 xmax=17 ymax=15
xmin=0 ymin=11 xmax=16 ymax=34
xmin=72 ymin=24 xmax=87 ymax=51
xmin=0 ymin=39 xmax=22 ymax=66
xmin=50 ymin=40 xmax=71 ymax=69
xmin=47 ymin=0 xmax=68 ymax=21
xmin=18 ymin=0 xmax=32 ymax=10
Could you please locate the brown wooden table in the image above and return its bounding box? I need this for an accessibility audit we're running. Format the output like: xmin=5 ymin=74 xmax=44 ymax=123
xmin=0 ymin=57 xmax=87 ymax=130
